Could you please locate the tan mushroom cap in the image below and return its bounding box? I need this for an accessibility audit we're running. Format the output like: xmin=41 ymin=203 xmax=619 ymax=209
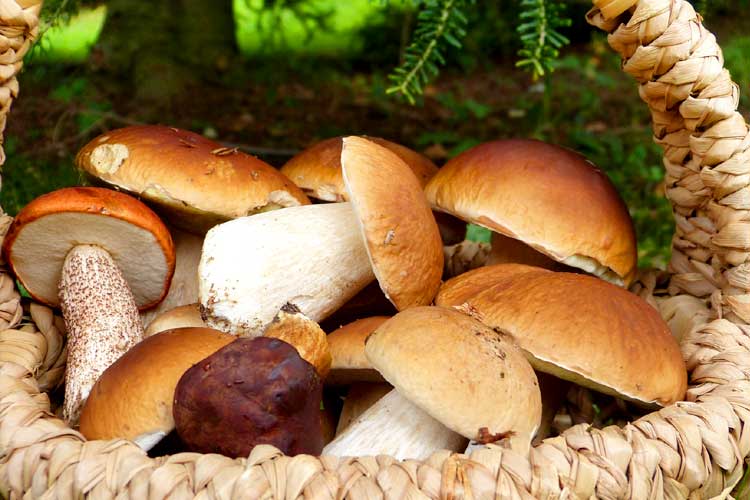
xmin=327 ymin=316 xmax=389 ymax=385
xmin=2 ymin=187 xmax=175 ymax=309
xmin=442 ymin=271 xmax=687 ymax=407
xmin=424 ymin=139 xmax=638 ymax=286
xmin=365 ymin=306 xmax=542 ymax=447
xmin=79 ymin=327 xmax=234 ymax=449
xmin=144 ymin=303 xmax=205 ymax=337
xmin=76 ymin=125 xmax=311 ymax=234
xmin=435 ymin=263 xmax=550 ymax=307
xmin=342 ymin=136 xmax=443 ymax=310
xmin=281 ymin=136 xmax=438 ymax=202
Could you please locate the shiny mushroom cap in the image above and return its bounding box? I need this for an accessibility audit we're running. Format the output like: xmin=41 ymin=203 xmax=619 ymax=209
xmin=424 ymin=139 xmax=637 ymax=286
xmin=76 ymin=125 xmax=310 ymax=234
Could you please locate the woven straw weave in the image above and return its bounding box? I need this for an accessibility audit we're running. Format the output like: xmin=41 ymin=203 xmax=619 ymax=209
xmin=0 ymin=0 xmax=748 ymax=497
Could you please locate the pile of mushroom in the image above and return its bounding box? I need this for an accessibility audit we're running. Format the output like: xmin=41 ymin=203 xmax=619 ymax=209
xmin=0 ymin=126 xmax=688 ymax=464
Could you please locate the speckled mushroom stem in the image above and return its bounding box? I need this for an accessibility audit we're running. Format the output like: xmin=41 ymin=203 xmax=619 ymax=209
xmin=59 ymin=244 xmax=144 ymax=425
xmin=322 ymin=389 xmax=467 ymax=461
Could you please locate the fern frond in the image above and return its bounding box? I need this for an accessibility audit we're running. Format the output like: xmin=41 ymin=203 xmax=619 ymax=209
xmin=515 ymin=0 xmax=571 ymax=80
xmin=386 ymin=0 xmax=474 ymax=104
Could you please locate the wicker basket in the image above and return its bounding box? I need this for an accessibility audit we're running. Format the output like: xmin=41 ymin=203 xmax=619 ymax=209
xmin=0 ymin=0 xmax=748 ymax=497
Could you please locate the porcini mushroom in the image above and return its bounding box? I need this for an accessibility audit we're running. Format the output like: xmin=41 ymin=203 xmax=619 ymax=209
xmin=440 ymin=267 xmax=687 ymax=407
xmin=327 ymin=316 xmax=389 ymax=385
xmin=326 ymin=316 xmax=392 ymax=435
xmin=75 ymin=125 xmax=310 ymax=234
xmin=79 ymin=327 xmax=234 ymax=450
xmin=76 ymin=126 xmax=311 ymax=327
xmin=323 ymin=306 xmax=542 ymax=460
xmin=424 ymin=139 xmax=638 ymax=286
xmin=2 ymin=187 xmax=176 ymax=424
xmin=200 ymin=136 xmax=443 ymax=335
xmin=262 ymin=303 xmax=331 ymax=379
xmin=280 ymin=136 xmax=438 ymax=202
xmin=173 ymin=336 xmax=324 ymax=457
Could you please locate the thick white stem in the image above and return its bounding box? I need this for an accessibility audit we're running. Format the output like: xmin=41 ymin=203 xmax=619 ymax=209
xmin=59 ymin=245 xmax=144 ymax=425
xmin=200 ymin=203 xmax=375 ymax=336
xmin=335 ymin=382 xmax=392 ymax=436
xmin=323 ymin=389 xmax=467 ymax=461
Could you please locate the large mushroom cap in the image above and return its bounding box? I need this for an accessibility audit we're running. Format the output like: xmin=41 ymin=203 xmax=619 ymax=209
xmin=342 ymin=136 xmax=443 ymax=310
xmin=79 ymin=327 xmax=234 ymax=450
xmin=365 ymin=306 xmax=541 ymax=448
xmin=327 ymin=316 xmax=389 ymax=385
xmin=2 ymin=187 xmax=175 ymax=309
xmin=280 ymin=136 xmax=438 ymax=202
xmin=75 ymin=125 xmax=310 ymax=234
xmin=442 ymin=270 xmax=687 ymax=407
xmin=424 ymin=139 xmax=637 ymax=286
xmin=435 ymin=263 xmax=550 ymax=307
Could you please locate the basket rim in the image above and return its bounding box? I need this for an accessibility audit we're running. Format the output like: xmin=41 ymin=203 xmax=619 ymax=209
xmin=0 ymin=0 xmax=749 ymax=498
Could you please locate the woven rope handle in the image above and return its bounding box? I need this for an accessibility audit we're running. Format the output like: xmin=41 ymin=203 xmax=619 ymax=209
xmin=0 ymin=0 xmax=749 ymax=498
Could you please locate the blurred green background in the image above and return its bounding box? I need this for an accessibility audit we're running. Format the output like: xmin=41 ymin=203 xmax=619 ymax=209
xmin=4 ymin=0 xmax=750 ymax=270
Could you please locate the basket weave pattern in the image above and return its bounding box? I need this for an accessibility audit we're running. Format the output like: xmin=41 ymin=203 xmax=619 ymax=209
xmin=0 ymin=0 xmax=749 ymax=497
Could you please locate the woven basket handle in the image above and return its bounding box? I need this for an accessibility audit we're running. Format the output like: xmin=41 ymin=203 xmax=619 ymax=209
xmin=0 ymin=1 xmax=749 ymax=498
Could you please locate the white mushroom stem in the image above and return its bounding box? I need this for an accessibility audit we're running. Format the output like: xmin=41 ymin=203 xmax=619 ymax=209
xmin=59 ymin=244 xmax=144 ymax=425
xmin=323 ymin=389 xmax=467 ymax=461
xmin=335 ymin=382 xmax=392 ymax=436
xmin=200 ymin=203 xmax=375 ymax=336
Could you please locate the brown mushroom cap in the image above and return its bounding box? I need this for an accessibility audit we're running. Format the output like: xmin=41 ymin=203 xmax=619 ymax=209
xmin=280 ymin=136 xmax=438 ymax=202
xmin=79 ymin=327 xmax=234 ymax=448
xmin=424 ymin=139 xmax=638 ymax=286
xmin=327 ymin=316 xmax=389 ymax=385
xmin=365 ymin=306 xmax=542 ymax=447
xmin=442 ymin=271 xmax=687 ymax=407
xmin=2 ymin=187 xmax=175 ymax=309
xmin=263 ymin=304 xmax=332 ymax=379
xmin=173 ymin=336 xmax=324 ymax=458
xmin=75 ymin=125 xmax=310 ymax=234
xmin=342 ymin=136 xmax=443 ymax=310
xmin=435 ymin=263 xmax=550 ymax=307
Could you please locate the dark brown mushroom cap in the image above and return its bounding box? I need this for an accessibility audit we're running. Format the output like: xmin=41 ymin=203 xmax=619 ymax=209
xmin=173 ymin=336 xmax=324 ymax=458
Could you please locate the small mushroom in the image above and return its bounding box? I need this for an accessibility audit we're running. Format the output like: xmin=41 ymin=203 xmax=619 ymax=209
xmin=79 ymin=327 xmax=234 ymax=450
xmin=140 ymin=227 xmax=203 ymax=329
xmin=262 ymin=303 xmax=331 ymax=379
xmin=173 ymin=336 xmax=324 ymax=458
xmin=327 ymin=316 xmax=389 ymax=385
xmin=326 ymin=316 xmax=392 ymax=435
xmin=280 ymin=136 xmax=438 ymax=202
xmin=424 ymin=139 xmax=637 ymax=286
xmin=440 ymin=267 xmax=688 ymax=407
xmin=323 ymin=307 xmax=542 ymax=460
xmin=2 ymin=187 xmax=176 ymax=424
xmin=144 ymin=303 xmax=205 ymax=337
xmin=200 ymin=137 xmax=443 ymax=335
